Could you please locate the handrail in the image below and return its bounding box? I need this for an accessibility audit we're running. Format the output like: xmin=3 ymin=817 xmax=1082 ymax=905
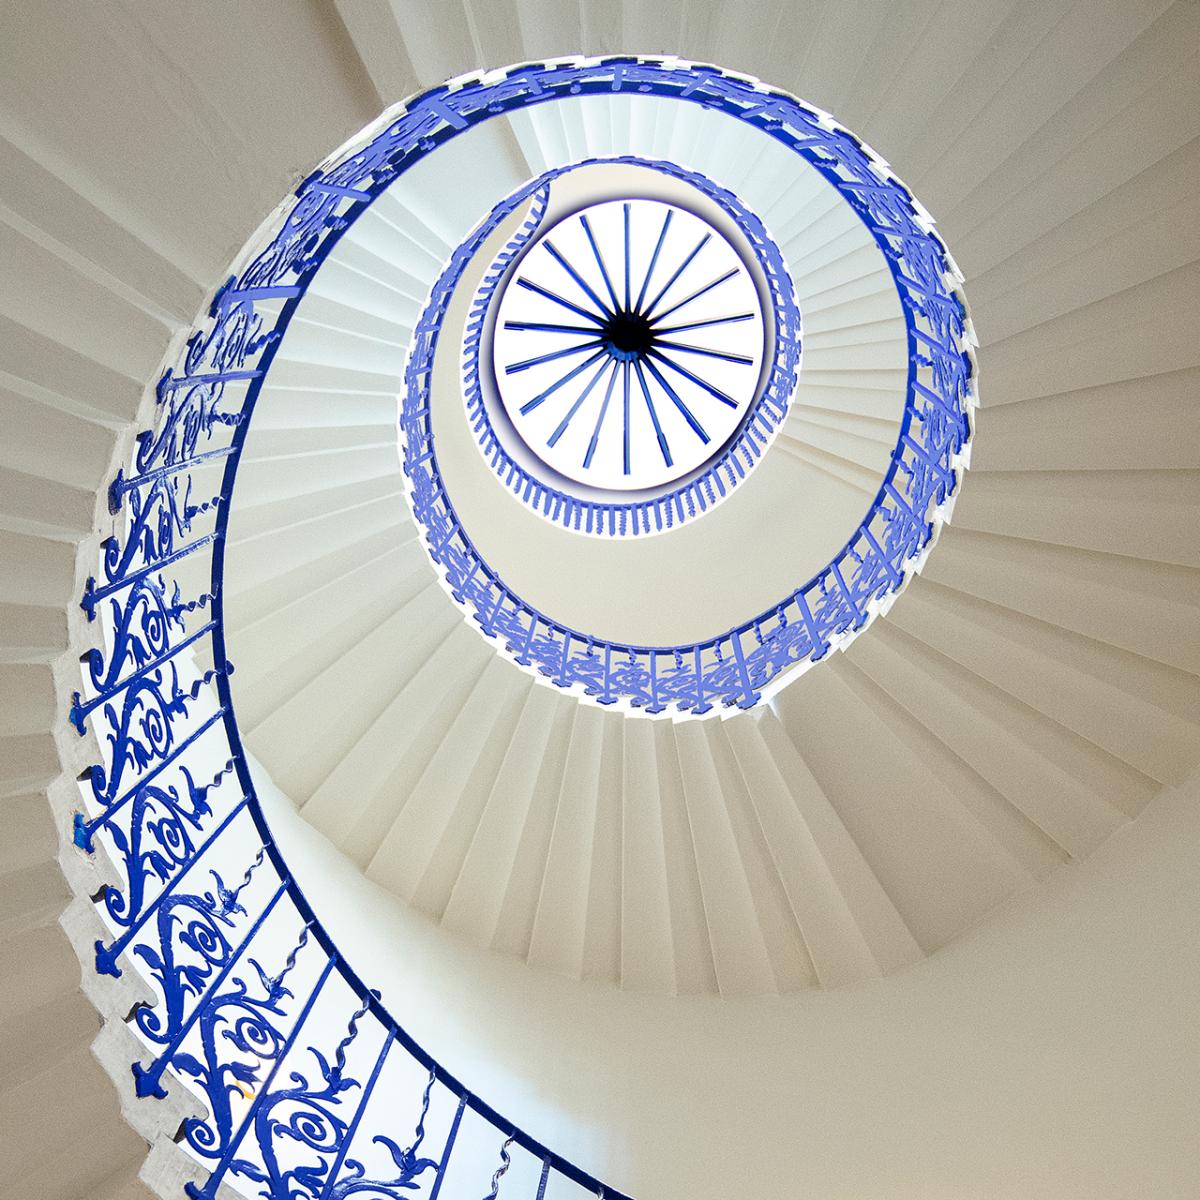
xmin=398 ymin=65 xmax=975 ymax=715
xmin=68 ymin=55 xmax=973 ymax=1200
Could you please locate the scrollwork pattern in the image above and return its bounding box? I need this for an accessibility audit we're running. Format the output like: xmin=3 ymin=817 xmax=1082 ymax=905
xmin=130 ymin=851 xmax=271 ymax=1062
xmin=395 ymin=65 xmax=972 ymax=715
xmin=70 ymin=56 xmax=967 ymax=1199
xmin=175 ymin=926 xmax=315 ymax=1169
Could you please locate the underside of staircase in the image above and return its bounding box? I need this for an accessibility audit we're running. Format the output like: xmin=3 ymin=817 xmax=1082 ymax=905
xmin=1 ymin=3 xmax=1199 ymax=1199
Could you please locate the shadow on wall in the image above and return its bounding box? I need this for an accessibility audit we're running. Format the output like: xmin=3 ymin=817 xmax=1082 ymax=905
xmin=252 ymin=754 xmax=1200 ymax=1200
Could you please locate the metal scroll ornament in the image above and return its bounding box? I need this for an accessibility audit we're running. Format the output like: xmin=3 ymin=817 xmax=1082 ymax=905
xmin=69 ymin=56 xmax=972 ymax=1200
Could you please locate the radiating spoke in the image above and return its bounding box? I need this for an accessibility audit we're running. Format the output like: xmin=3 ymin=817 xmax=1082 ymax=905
xmin=583 ymin=362 xmax=620 ymax=469
xmin=497 ymin=197 xmax=766 ymax=489
xmin=623 ymin=202 xmax=632 ymax=312
xmin=644 ymin=232 xmax=711 ymax=318
xmin=654 ymin=312 xmax=753 ymax=336
xmin=648 ymin=348 xmax=737 ymax=409
xmin=653 ymin=338 xmax=755 ymax=366
xmin=633 ymin=360 xmax=673 ymax=468
xmin=520 ymin=347 xmax=610 ymax=415
xmin=635 ymin=209 xmax=674 ymax=312
xmin=622 ymin=361 xmax=631 ymax=475
xmin=650 ymin=268 xmax=737 ymax=324
xmin=641 ymin=356 xmax=710 ymax=443
xmin=505 ymin=337 xmax=605 ymax=375
xmin=516 ymin=277 xmax=606 ymax=325
xmin=579 ymin=214 xmax=622 ymax=313
xmin=503 ymin=319 xmax=602 ymax=336
xmin=547 ymin=356 xmax=615 ymax=448
xmin=543 ymin=240 xmax=613 ymax=319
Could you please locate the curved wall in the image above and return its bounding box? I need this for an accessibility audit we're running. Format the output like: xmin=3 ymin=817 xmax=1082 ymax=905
xmin=256 ymin=758 xmax=1200 ymax=1200
xmin=2 ymin=3 xmax=1198 ymax=1199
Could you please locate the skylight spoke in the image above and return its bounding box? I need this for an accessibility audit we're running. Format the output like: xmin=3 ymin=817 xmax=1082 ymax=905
xmin=644 ymin=232 xmax=711 ymax=318
xmin=520 ymin=348 xmax=610 ymax=415
xmin=515 ymin=277 xmax=606 ymax=325
xmin=633 ymin=360 xmax=673 ymax=467
xmin=583 ymin=362 xmax=620 ymax=469
xmin=503 ymin=320 xmax=603 ymax=336
xmin=635 ymin=209 xmax=674 ymax=312
xmin=579 ymin=214 xmax=622 ymax=313
xmin=543 ymin=240 xmax=613 ymax=319
xmin=641 ymin=356 xmax=710 ymax=443
xmin=547 ymin=356 xmax=615 ymax=448
xmin=653 ymin=338 xmax=755 ymax=366
xmin=654 ymin=312 xmax=753 ymax=336
xmin=622 ymin=361 xmax=631 ymax=475
xmin=650 ymin=268 xmax=737 ymax=324
xmin=623 ymin=202 xmax=632 ymax=312
xmin=648 ymin=348 xmax=738 ymax=409
xmin=505 ymin=337 xmax=605 ymax=375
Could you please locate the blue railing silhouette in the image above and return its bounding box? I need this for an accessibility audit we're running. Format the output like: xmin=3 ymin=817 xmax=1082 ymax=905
xmin=402 ymin=73 xmax=973 ymax=715
xmin=69 ymin=56 xmax=972 ymax=1200
xmin=450 ymin=158 xmax=799 ymax=532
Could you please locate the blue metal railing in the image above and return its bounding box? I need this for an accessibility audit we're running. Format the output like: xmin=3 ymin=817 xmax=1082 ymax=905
xmin=69 ymin=55 xmax=973 ymax=1200
xmin=399 ymin=71 xmax=973 ymax=716
xmin=450 ymin=160 xmax=798 ymax=528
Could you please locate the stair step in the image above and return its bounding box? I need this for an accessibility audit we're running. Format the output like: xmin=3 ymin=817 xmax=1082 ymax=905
xmin=368 ymin=656 xmax=532 ymax=907
xmin=671 ymin=721 xmax=777 ymax=996
xmin=527 ymin=703 xmax=607 ymax=978
xmin=441 ymin=685 xmax=567 ymax=946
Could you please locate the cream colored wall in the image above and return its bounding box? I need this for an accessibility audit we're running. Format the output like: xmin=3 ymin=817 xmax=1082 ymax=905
xmin=3 ymin=4 xmax=1199 ymax=1198
xmin=254 ymin=754 xmax=1200 ymax=1200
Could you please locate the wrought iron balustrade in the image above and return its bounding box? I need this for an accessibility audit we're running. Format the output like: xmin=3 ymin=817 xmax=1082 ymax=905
xmin=69 ymin=54 xmax=973 ymax=1200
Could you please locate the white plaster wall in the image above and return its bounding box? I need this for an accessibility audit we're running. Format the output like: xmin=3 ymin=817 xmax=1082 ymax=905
xmin=252 ymin=755 xmax=1200 ymax=1200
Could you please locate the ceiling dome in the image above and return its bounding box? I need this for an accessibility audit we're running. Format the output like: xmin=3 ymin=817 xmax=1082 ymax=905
xmin=483 ymin=185 xmax=774 ymax=498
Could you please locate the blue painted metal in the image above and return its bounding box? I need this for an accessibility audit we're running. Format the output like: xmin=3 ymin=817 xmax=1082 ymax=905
xmin=452 ymin=159 xmax=797 ymax=531
xmin=401 ymin=86 xmax=971 ymax=713
xmin=70 ymin=55 xmax=972 ymax=1200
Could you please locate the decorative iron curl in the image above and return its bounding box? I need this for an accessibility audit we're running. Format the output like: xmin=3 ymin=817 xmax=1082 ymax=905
xmin=393 ymin=65 xmax=973 ymax=716
xmin=69 ymin=54 xmax=972 ymax=1200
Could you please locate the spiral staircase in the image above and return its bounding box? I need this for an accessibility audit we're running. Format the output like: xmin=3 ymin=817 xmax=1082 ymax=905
xmin=2 ymin=3 xmax=1200 ymax=1200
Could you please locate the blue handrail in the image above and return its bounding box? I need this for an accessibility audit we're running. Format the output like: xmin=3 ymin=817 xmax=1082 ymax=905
xmin=399 ymin=85 xmax=972 ymax=715
xmin=69 ymin=55 xmax=973 ymax=1200
xmin=448 ymin=160 xmax=799 ymax=530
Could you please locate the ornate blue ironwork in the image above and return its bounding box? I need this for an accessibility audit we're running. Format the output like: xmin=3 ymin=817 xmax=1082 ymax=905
xmin=401 ymin=92 xmax=971 ymax=714
xmin=456 ymin=168 xmax=792 ymax=523
xmin=69 ymin=55 xmax=972 ymax=1200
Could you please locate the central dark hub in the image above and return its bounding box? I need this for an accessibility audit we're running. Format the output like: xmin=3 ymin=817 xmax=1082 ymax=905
xmin=603 ymin=311 xmax=655 ymax=360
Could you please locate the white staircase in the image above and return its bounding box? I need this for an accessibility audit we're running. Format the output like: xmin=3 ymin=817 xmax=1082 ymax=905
xmin=223 ymin=81 xmax=1199 ymax=996
xmin=1 ymin=2 xmax=1198 ymax=1199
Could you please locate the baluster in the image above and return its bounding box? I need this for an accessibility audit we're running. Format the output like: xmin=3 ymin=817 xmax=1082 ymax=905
xmin=132 ymin=864 xmax=284 ymax=1098
xmin=861 ymin=524 xmax=902 ymax=588
xmin=481 ymin=1137 xmax=515 ymax=1200
xmin=599 ymin=643 xmax=615 ymax=706
xmin=428 ymin=1094 xmax=467 ymax=1200
xmin=185 ymin=947 xmax=337 ymax=1199
xmin=829 ymin=560 xmax=865 ymax=628
xmin=692 ymin=644 xmax=712 ymax=715
xmin=730 ymin=630 xmax=760 ymax=709
xmin=793 ymin=590 xmax=828 ymax=661
xmin=94 ymin=793 xmax=249 ymax=975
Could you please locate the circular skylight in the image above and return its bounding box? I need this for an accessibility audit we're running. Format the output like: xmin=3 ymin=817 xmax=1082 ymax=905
xmin=490 ymin=197 xmax=766 ymax=492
